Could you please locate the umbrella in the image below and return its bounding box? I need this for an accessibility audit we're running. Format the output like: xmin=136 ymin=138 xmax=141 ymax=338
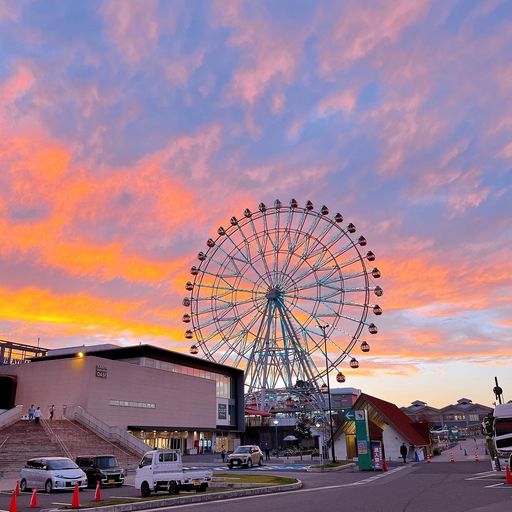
xmin=283 ymin=435 xmax=298 ymax=441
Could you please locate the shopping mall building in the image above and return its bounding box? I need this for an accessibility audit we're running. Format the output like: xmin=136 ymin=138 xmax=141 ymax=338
xmin=0 ymin=341 xmax=245 ymax=453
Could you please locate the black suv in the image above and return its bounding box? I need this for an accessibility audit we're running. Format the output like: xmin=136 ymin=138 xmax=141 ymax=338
xmin=75 ymin=455 xmax=125 ymax=488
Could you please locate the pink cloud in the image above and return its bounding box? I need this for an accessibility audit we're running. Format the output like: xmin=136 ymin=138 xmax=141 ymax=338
xmin=316 ymin=0 xmax=430 ymax=77
xmin=317 ymin=87 xmax=358 ymax=118
xmin=101 ymin=0 xmax=162 ymax=65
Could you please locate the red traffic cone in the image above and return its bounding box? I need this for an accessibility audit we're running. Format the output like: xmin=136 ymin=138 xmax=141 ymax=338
xmin=450 ymin=452 xmax=455 ymax=463
xmin=474 ymin=453 xmax=479 ymax=463
xmin=94 ymin=481 xmax=101 ymax=502
xmin=71 ymin=483 xmax=80 ymax=509
xmin=29 ymin=488 xmax=38 ymax=508
xmin=14 ymin=481 xmax=21 ymax=497
xmin=506 ymin=464 xmax=512 ymax=484
xmin=9 ymin=490 xmax=17 ymax=512
xmin=382 ymin=458 xmax=388 ymax=472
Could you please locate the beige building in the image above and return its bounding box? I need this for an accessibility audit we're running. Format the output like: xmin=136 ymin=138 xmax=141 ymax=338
xmin=0 ymin=344 xmax=244 ymax=453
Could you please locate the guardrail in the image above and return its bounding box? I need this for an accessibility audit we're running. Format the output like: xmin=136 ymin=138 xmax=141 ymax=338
xmin=64 ymin=405 xmax=148 ymax=457
xmin=0 ymin=405 xmax=23 ymax=430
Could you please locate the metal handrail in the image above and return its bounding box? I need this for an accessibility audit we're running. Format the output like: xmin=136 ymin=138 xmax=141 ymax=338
xmin=42 ymin=419 xmax=73 ymax=459
xmin=64 ymin=406 xmax=147 ymax=456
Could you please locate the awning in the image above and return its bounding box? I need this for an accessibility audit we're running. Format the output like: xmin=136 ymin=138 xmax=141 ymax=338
xmin=245 ymin=408 xmax=274 ymax=417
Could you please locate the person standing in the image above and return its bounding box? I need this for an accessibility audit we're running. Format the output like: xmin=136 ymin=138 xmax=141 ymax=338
xmin=265 ymin=444 xmax=271 ymax=461
xmin=28 ymin=405 xmax=34 ymax=422
xmin=49 ymin=404 xmax=55 ymax=420
xmin=34 ymin=406 xmax=42 ymax=425
xmin=221 ymin=446 xmax=226 ymax=463
xmin=400 ymin=442 xmax=408 ymax=463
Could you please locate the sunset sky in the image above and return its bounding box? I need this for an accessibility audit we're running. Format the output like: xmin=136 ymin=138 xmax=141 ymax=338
xmin=1 ymin=0 xmax=511 ymax=408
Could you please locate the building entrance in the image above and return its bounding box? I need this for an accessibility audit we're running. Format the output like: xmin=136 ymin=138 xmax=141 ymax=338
xmin=0 ymin=375 xmax=16 ymax=409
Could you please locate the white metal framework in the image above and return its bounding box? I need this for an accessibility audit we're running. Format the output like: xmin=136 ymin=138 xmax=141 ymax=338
xmin=184 ymin=199 xmax=382 ymax=411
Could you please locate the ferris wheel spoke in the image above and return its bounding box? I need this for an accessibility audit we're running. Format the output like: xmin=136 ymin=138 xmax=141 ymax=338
xmin=280 ymin=210 xmax=309 ymax=276
xmin=245 ymin=214 xmax=272 ymax=277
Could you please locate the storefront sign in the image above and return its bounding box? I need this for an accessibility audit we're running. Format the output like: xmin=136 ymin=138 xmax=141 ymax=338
xmin=218 ymin=403 xmax=227 ymax=420
xmin=95 ymin=365 xmax=108 ymax=378
xmin=357 ymin=440 xmax=368 ymax=455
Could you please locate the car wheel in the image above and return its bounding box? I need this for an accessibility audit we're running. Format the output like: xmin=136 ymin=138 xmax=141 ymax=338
xmin=259 ymin=457 xmax=263 ymax=466
xmin=197 ymin=483 xmax=207 ymax=493
xmin=20 ymin=479 xmax=28 ymax=492
xmin=247 ymin=458 xmax=253 ymax=468
xmin=228 ymin=463 xmax=233 ymax=469
xmin=168 ymin=481 xmax=180 ymax=495
xmin=45 ymin=479 xmax=53 ymax=494
xmin=140 ymin=481 xmax=151 ymax=498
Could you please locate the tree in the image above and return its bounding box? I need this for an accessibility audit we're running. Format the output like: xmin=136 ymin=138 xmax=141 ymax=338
xmin=294 ymin=412 xmax=313 ymax=441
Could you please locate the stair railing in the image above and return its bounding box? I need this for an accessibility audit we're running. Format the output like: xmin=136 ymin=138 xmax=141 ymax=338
xmin=64 ymin=405 xmax=147 ymax=457
xmin=41 ymin=418 xmax=73 ymax=459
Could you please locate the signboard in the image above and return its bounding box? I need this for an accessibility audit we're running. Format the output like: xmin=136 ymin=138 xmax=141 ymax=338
xmin=343 ymin=409 xmax=355 ymax=421
xmin=371 ymin=441 xmax=383 ymax=470
xmin=95 ymin=365 xmax=108 ymax=378
xmin=357 ymin=440 xmax=368 ymax=455
xmin=218 ymin=403 xmax=227 ymax=420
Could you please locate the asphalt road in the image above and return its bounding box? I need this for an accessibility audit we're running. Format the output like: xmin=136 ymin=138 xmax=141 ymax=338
xmin=0 ymin=462 xmax=510 ymax=512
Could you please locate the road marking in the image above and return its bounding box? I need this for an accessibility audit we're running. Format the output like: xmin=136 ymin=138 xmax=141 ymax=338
xmin=484 ymin=483 xmax=505 ymax=488
xmin=52 ymin=502 xmax=71 ymax=506
xmin=135 ymin=467 xmax=410 ymax=512
xmin=111 ymin=496 xmax=144 ymax=500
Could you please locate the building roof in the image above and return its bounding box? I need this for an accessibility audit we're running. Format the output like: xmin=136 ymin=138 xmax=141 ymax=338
xmin=356 ymin=393 xmax=430 ymax=446
xmin=31 ymin=343 xmax=244 ymax=376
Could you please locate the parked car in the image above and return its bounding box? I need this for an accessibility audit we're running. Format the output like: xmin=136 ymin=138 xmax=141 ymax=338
xmin=75 ymin=455 xmax=125 ymax=488
xmin=227 ymin=445 xmax=264 ymax=468
xmin=20 ymin=457 xmax=87 ymax=493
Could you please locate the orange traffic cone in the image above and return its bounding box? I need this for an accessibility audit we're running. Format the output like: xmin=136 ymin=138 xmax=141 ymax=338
xmin=94 ymin=482 xmax=101 ymax=501
xmin=506 ymin=464 xmax=512 ymax=484
xmin=29 ymin=488 xmax=38 ymax=508
xmin=9 ymin=490 xmax=17 ymax=512
xmin=450 ymin=452 xmax=455 ymax=463
xmin=382 ymin=458 xmax=388 ymax=472
xmin=71 ymin=483 xmax=80 ymax=509
xmin=474 ymin=453 xmax=479 ymax=463
xmin=14 ymin=481 xmax=20 ymax=497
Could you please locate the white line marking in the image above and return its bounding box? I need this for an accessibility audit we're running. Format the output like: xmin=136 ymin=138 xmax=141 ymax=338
xmin=484 ymin=483 xmax=505 ymax=488
xmin=52 ymin=502 xmax=71 ymax=505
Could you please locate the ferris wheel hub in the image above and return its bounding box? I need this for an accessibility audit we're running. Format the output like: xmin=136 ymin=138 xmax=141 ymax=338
xmin=265 ymin=287 xmax=282 ymax=300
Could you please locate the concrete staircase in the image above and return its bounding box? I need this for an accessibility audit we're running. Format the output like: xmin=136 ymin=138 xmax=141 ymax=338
xmin=0 ymin=420 xmax=65 ymax=474
xmin=48 ymin=420 xmax=141 ymax=468
xmin=0 ymin=419 xmax=141 ymax=475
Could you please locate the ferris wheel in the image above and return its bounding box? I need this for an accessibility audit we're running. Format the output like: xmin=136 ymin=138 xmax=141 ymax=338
xmin=183 ymin=199 xmax=383 ymax=411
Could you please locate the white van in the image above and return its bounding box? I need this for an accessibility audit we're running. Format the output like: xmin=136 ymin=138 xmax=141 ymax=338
xmin=135 ymin=450 xmax=212 ymax=497
xmin=20 ymin=457 xmax=88 ymax=493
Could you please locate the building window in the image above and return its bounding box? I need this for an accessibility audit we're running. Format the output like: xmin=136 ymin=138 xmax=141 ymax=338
xmin=468 ymin=414 xmax=479 ymax=422
xmin=109 ymin=400 xmax=156 ymax=409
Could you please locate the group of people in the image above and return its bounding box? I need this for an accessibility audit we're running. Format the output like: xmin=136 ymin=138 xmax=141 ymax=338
xmin=27 ymin=404 xmax=55 ymax=424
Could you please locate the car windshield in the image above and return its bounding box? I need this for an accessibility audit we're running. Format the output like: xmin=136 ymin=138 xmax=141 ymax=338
xmin=96 ymin=457 xmax=118 ymax=469
xmin=47 ymin=460 xmax=79 ymax=470
xmin=234 ymin=447 xmax=251 ymax=454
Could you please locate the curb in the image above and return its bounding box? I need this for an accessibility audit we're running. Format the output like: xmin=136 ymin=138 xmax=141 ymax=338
xmin=307 ymin=463 xmax=356 ymax=473
xmin=46 ymin=481 xmax=303 ymax=512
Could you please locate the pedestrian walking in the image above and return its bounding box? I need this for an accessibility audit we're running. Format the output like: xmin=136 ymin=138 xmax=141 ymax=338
xmin=221 ymin=446 xmax=226 ymax=463
xmin=34 ymin=406 xmax=42 ymax=425
xmin=400 ymin=442 xmax=408 ymax=463
xmin=28 ymin=404 xmax=34 ymax=422
xmin=265 ymin=444 xmax=271 ymax=461
xmin=49 ymin=404 xmax=55 ymax=420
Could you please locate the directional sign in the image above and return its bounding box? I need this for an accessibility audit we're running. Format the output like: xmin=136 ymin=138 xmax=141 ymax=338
xmin=343 ymin=409 xmax=355 ymax=421
xmin=355 ymin=410 xmax=365 ymax=421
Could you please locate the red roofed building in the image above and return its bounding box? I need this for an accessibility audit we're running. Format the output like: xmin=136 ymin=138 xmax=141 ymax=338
xmin=333 ymin=393 xmax=431 ymax=462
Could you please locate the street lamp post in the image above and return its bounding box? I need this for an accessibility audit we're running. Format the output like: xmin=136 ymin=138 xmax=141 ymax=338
xmin=273 ymin=419 xmax=279 ymax=458
xmin=319 ymin=323 xmax=336 ymax=463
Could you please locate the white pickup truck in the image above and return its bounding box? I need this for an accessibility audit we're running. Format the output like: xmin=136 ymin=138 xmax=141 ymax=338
xmin=135 ymin=450 xmax=212 ymax=497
